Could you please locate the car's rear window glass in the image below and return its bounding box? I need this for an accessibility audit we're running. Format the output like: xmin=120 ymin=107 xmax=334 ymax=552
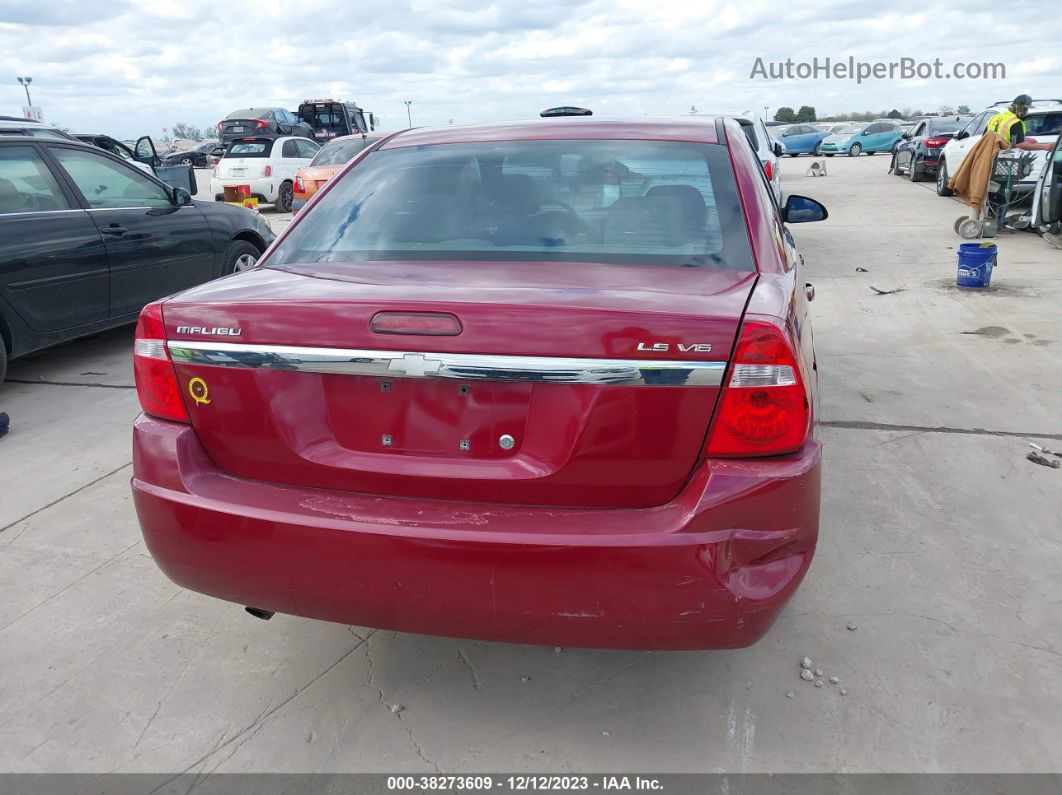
xmin=311 ymin=139 xmax=372 ymax=166
xmin=268 ymin=140 xmax=754 ymax=271
xmin=226 ymin=109 xmax=272 ymax=120
xmin=225 ymin=141 xmax=272 ymax=158
xmin=1025 ymin=112 xmax=1062 ymax=136
xmin=928 ymin=119 xmax=967 ymax=134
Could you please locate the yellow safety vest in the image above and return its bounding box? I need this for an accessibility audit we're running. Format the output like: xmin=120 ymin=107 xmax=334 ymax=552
xmin=986 ymin=111 xmax=1024 ymax=142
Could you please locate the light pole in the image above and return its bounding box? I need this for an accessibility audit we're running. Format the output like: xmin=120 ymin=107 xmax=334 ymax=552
xmin=404 ymin=100 xmax=413 ymax=128
xmin=17 ymin=76 xmax=33 ymax=106
xmin=763 ymin=105 xmax=769 ymax=121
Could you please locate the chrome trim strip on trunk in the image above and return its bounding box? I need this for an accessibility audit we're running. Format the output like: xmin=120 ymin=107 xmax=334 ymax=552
xmin=166 ymin=341 xmax=727 ymax=386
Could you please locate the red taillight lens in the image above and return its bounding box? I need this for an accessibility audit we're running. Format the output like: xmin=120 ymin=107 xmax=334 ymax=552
xmin=263 ymin=164 xmax=272 ymax=177
xmin=253 ymin=118 xmax=269 ymax=129
xmin=370 ymin=312 xmax=463 ymax=336
xmin=705 ymin=319 xmax=809 ymax=457
xmin=924 ymin=137 xmax=949 ymax=147
xmin=762 ymin=160 xmax=774 ymax=181
xmin=294 ymin=175 xmax=304 ymax=192
xmin=133 ymin=303 xmax=188 ymax=423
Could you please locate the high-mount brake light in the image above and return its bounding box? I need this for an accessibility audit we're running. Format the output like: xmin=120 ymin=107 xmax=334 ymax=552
xmin=370 ymin=312 xmax=463 ymax=336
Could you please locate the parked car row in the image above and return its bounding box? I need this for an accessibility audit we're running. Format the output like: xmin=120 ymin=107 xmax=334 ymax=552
xmin=0 ymin=134 xmax=274 ymax=383
xmin=882 ymin=100 xmax=1062 ymax=202
xmin=216 ymin=100 xmax=376 ymax=145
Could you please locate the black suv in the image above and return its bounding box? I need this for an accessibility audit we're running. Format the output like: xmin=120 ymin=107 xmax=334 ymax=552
xmin=0 ymin=136 xmax=275 ymax=382
xmin=217 ymin=108 xmax=314 ymax=143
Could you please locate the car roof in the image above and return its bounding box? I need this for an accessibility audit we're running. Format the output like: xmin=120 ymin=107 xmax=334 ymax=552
xmin=378 ymin=117 xmax=721 ymax=150
xmin=322 ymin=132 xmax=387 ymax=144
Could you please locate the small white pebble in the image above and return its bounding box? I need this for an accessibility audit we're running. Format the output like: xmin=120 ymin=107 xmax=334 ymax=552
xmin=829 ymin=676 xmax=840 ymax=684
xmin=814 ymin=680 xmax=824 ymax=688
xmin=786 ymin=692 xmax=795 ymax=699
xmin=800 ymin=669 xmax=814 ymax=681
xmin=554 ymin=646 xmax=563 ymax=653
xmin=390 ymin=703 xmax=404 ymax=714
xmin=840 ymin=688 xmax=848 ymax=696
xmin=815 ymin=669 xmax=823 ymax=677
xmin=800 ymin=657 xmax=813 ymax=669
xmin=601 ymin=731 xmax=610 ymax=736
xmin=521 ymin=676 xmax=530 ymax=683
xmin=847 ymin=622 xmax=858 ymax=631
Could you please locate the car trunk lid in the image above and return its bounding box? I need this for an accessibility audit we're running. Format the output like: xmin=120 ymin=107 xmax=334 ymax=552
xmin=163 ymin=262 xmax=754 ymax=508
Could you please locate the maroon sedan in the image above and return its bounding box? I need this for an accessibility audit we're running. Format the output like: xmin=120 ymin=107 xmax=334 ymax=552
xmin=131 ymin=117 xmax=826 ymax=650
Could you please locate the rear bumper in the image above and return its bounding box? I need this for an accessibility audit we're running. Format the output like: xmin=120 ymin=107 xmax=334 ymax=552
xmin=131 ymin=416 xmax=822 ymax=650
xmin=290 ymin=198 xmax=307 ymax=213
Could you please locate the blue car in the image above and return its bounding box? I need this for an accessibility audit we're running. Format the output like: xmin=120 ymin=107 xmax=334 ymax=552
xmin=775 ymin=123 xmax=830 ymax=156
xmin=818 ymin=120 xmax=904 ymax=157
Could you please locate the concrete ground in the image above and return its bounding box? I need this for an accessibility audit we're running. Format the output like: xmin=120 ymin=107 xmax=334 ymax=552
xmin=0 ymin=156 xmax=1059 ymax=775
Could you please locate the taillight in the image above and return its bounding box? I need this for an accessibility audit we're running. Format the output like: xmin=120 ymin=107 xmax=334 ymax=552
xmin=253 ymin=118 xmax=269 ymax=129
xmin=924 ymin=137 xmax=949 ymax=147
xmin=370 ymin=312 xmax=463 ymax=336
xmin=133 ymin=303 xmax=188 ymax=423
xmin=215 ymin=122 xmax=222 ymax=135
xmin=263 ymin=165 xmax=273 ymax=177
xmin=295 ymin=175 xmax=305 ymax=193
xmin=705 ymin=319 xmax=809 ymax=457
xmin=762 ymin=160 xmax=774 ymax=181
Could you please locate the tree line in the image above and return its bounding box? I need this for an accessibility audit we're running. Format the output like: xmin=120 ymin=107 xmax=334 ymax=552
xmin=773 ymin=104 xmax=972 ymax=123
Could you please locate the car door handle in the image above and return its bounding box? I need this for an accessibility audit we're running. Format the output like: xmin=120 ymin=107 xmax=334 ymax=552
xmin=101 ymin=224 xmax=128 ymax=236
xmin=805 ymin=282 xmax=816 ymax=301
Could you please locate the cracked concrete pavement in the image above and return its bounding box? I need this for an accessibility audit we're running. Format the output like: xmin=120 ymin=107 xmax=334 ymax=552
xmin=0 ymin=156 xmax=1060 ymax=774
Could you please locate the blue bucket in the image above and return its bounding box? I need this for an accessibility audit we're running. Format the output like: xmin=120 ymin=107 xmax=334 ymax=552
xmin=956 ymin=243 xmax=997 ymax=288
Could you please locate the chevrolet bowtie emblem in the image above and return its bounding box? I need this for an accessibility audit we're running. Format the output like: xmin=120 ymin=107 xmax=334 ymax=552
xmin=389 ymin=353 xmax=443 ymax=377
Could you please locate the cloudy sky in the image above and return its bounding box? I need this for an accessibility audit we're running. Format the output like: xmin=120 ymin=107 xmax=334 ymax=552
xmin=1 ymin=0 xmax=1058 ymax=138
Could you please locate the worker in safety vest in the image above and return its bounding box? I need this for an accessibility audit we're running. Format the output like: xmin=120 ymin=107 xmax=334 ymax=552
xmin=986 ymin=94 xmax=1054 ymax=151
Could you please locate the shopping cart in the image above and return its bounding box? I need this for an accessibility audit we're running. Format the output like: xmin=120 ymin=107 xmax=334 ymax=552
xmin=954 ymin=151 xmax=1034 ymax=239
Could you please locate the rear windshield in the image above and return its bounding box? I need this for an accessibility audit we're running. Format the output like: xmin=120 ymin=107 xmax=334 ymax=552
xmin=1025 ymin=112 xmax=1062 ymax=136
xmin=311 ymin=138 xmax=371 ymax=166
xmin=302 ymin=104 xmax=349 ymax=131
xmin=225 ymin=140 xmax=273 ymax=158
xmin=226 ymin=109 xmax=272 ymax=120
xmin=268 ymin=139 xmax=754 ymax=271
xmin=928 ymin=119 xmax=968 ymax=134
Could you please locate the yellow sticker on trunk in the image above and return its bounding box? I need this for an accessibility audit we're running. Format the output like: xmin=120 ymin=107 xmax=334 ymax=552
xmin=188 ymin=377 xmax=210 ymax=406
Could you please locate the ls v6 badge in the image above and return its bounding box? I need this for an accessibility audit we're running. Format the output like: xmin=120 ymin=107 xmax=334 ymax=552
xmin=637 ymin=342 xmax=712 ymax=353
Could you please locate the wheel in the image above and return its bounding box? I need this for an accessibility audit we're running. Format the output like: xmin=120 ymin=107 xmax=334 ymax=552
xmin=180 ymin=156 xmax=192 ymax=165
xmin=813 ymin=142 xmax=822 ymax=156
xmin=958 ymin=218 xmax=983 ymax=238
xmin=222 ymin=240 xmax=262 ymax=274
xmin=908 ymin=155 xmax=925 ymax=182
xmin=848 ymin=143 xmax=862 ymax=157
xmin=0 ymin=337 xmax=7 ymax=385
xmin=274 ymin=181 xmax=293 ymax=212
xmin=936 ymin=160 xmax=954 ymax=196
xmin=954 ymin=216 xmax=968 ymax=234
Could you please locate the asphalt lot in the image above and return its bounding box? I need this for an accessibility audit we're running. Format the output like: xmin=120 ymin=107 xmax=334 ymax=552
xmin=1 ymin=156 xmax=1060 ymax=775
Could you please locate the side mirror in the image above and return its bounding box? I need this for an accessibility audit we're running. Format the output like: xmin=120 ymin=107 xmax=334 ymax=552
xmin=773 ymin=141 xmax=785 ymax=157
xmin=781 ymin=194 xmax=828 ymax=224
xmin=862 ymin=130 xmax=872 ymax=136
xmin=956 ymin=131 xmax=969 ymax=140
xmin=172 ymin=187 xmax=193 ymax=207
xmin=902 ymin=132 xmax=912 ymax=139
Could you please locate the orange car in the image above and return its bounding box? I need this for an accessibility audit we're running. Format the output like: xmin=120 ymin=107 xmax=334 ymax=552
xmin=292 ymin=132 xmax=385 ymax=213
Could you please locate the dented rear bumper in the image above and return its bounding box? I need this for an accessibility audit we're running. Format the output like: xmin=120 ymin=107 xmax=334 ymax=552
xmin=131 ymin=415 xmax=821 ymax=650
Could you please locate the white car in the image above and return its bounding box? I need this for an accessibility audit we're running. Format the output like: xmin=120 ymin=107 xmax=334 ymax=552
xmin=936 ymin=100 xmax=1062 ymax=197
xmin=702 ymin=111 xmax=783 ymax=204
xmin=210 ymin=136 xmax=320 ymax=211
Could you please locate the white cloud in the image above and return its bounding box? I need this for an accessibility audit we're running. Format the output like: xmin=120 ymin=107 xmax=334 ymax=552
xmin=0 ymin=0 xmax=1057 ymax=136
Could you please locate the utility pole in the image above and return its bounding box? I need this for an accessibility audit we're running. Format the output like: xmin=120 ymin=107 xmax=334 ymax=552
xmin=404 ymin=100 xmax=413 ymax=128
xmin=763 ymin=105 xmax=769 ymax=121
xmin=17 ymin=76 xmax=33 ymax=106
